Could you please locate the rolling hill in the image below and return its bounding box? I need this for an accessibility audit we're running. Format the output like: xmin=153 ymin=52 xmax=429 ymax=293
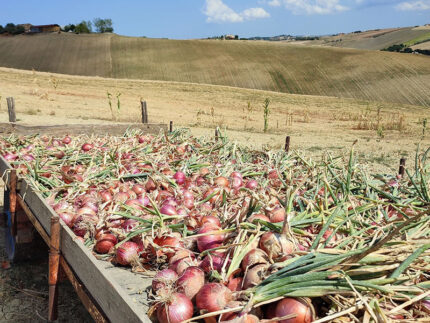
xmin=318 ymin=26 xmax=430 ymax=51
xmin=0 ymin=32 xmax=429 ymax=106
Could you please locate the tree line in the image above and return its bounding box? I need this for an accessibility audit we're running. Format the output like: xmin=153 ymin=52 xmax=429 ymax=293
xmin=63 ymin=18 xmax=113 ymax=34
xmin=0 ymin=18 xmax=113 ymax=35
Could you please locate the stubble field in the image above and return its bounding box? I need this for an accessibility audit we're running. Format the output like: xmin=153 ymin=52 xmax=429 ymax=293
xmin=0 ymin=67 xmax=428 ymax=174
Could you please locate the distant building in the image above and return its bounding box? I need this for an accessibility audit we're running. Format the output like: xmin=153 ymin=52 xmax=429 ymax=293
xmin=18 ymin=23 xmax=32 ymax=33
xmin=30 ymin=24 xmax=61 ymax=33
xmin=225 ymin=34 xmax=236 ymax=40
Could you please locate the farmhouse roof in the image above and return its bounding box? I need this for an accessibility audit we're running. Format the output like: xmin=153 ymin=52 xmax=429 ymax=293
xmin=32 ymin=24 xmax=60 ymax=28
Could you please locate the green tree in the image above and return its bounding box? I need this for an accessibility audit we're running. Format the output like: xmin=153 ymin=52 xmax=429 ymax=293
xmin=75 ymin=20 xmax=92 ymax=34
xmin=0 ymin=25 xmax=3 ymax=34
xmin=63 ymin=24 xmax=76 ymax=32
xmin=93 ymin=18 xmax=113 ymax=33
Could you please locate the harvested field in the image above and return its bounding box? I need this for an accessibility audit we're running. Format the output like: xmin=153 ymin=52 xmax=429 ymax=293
xmin=0 ymin=33 xmax=430 ymax=106
xmin=0 ymin=67 xmax=428 ymax=174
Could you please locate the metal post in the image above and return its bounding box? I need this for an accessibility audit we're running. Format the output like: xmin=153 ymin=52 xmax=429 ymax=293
xmin=169 ymin=121 xmax=173 ymax=133
xmin=48 ymin=216 xmax=61 ymax=321
xmin=215 ymin=128 xmax=219 ymax=141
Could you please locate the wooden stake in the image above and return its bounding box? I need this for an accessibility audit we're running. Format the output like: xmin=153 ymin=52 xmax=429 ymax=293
xmin=48 ymin=216 xmax=61 ymax=321
xmin=169 ymin=121 xmax=173 ymax=133
xmin=6 ymin=97 xmax=16 ymax=123
xmin=140 ymin=101 xmax=148 ymax=124
xmin=399 ymin=158 xmax=406 ymax=177
xmin=285 ymin=136 xmax=291 ymax=153
xmin=215 ymin=128 xmax=219 ymax=141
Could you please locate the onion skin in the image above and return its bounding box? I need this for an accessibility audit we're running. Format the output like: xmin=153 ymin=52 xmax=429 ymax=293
xmin=200 ymin=252 xmax=229 ymax=273
xmin=245 ymin=180 xmax=258 ymax=190
xmin=243 ymin=263 xmax=269 ymax=289
xmin=268 ymin=207 xmax=286 ymax=223
xmin=58 ymin=211 xmax=75 ymax=228
xmin=227 ymin=277 xmax=243 ymax=292
xmin=157 ymin=293 xmax=194 ymax=323
xmin=116 ymin=241 xmax=140 ymax=266
xmin=201 ymin=215 xmax=221 ymax=227
xmin=153 ymin=235 xmax=184 ymax=259
xmin=241 ymin=248 xmax=270 ymax=271
xmin=274 ymin=298 xmax=313 ymax=323
xmin=197 ymin=224 xmax=224 ymax=252
xmin=152 ymin=269 xmax=178 ymax=293
xmin=81 ymin=143 xmax=93 ymax=152
xmin=196 ymin=283 xmax=232 ymax=313
xmin=95 ymin=233 xmax=118 ymax=254
xmin=215 ymin=176 xmax=230 ymax=188
xmin=176 ymin=266 xmax=205 ymax=300
xmin=259 ymin=232 xmax=295 ymax=261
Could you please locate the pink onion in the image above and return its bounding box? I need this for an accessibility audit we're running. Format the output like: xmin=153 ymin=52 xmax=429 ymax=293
xmin=200 ymin=252 xmax=229 ymax=273
xmin=176 ymin=266 xmax=205 ymax=300
xmin=62 ymin=136 xmax=72 ymax=144
xmin=268 ymin=207 xmax=286 ymax=223
xmin=58 ymin=211 xmax=75 ymax=228
xmin=157 ymin=293 xmax=193 ymax=323
xmin=196 ymin=283 xmax=232 ymax=313
xmin=241 ymin=248 xmax=270 ymax=270
xmin=95 ymin=233 xmax=117 ymax=254
xmin=152 ymin=268 xmax=178 ymax=293
xmin=201 ymin=215 xmax=221 ymax=227
xmin=114 ymin=192 xmax=129 ymax=203
xmin=81 ymin=143 xmax=93 ymax=152
xmin=274 ymin=298 xmax=313 ymax=323
xmin=197 ymin=223 xmax=224 ymax=252
xmin=3 ymin=152 xmax=18 ymax=161
xmin=132 ymin=184 xmax=145 ymax=195
xmin=243 ymin=263 xmax=269 ymax=289
xmin=173 ymin=171 xmax=186 ymax=185
xmin=160 ymin=204 xmax=177 ymax=216
xmin=259 ymin=232 xmax=294 ymax=261
xmin=116 ymin=241 xmax=140 ymax=266
xmin=246 ymin=180 xmax=258 ymax=190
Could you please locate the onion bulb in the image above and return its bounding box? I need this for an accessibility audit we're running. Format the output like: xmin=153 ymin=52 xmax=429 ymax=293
xmin=95 ymin=233 xmax=117 ymax=254
xmin=274 ymin=298 xmax=313 ymax=323
xmin=157 ymin=293 xmax=194 ymax=323
xmin=152 ymin=269 xmax=178 ymax=294
xmin=196 ymin=283 xmax=232 ymax=312
xmin=116 ymin=241 xmax=140 ymax=266
xmin=176 ymin=266 xmax=205 ymax=300
xmin=197 ymin=223 xmax=224 ymax=252
xmin=241 ymin=248 xmax=269 ymax=270
xmin=243 ymin=263 xmax=269 ymax=289
xmin=259 ymin=232 xmax=294 ymax=261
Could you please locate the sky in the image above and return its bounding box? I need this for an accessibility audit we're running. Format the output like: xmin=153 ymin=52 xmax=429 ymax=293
xmin=0 ymin=0 xmax=429 ymax=39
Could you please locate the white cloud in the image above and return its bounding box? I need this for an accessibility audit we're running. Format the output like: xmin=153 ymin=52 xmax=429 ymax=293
xmin=396 ymin=0 xmax=430 ymax=10
xmin=268 ymin=0 xmax=282 ymax=6
xmin=276 ymin=0 xmax=349 ymax=14
xmin=204 ymin=0 xmax=270 ymax=23
xmin=242 ymin=7 xmax=271 ymax=19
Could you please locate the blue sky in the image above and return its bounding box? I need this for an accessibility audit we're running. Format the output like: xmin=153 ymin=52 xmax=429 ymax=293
xmin=1 ymin=0 xmax=429 ymax=39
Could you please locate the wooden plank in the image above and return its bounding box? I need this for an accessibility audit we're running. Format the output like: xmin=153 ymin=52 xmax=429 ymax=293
xmin=0 ymin=123 xmax=167 ymax=136
xmin=59 ymin=256 xmax=108 ymax=323
xmin=0 ymin=156 xmax=12 ymax=187
xmin=18 ymin=178 xmax=151 ymax=323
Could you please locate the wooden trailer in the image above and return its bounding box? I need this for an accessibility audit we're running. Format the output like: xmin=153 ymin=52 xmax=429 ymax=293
xmin=0 ymin=122 xmax=168 ymax=322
